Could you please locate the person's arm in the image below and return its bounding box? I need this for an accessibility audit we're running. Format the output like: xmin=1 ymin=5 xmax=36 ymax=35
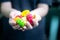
xmin=1 ymin=2 xmax=19 ymax=18
xmin=30 ymin=3 xmax=49 ymax=18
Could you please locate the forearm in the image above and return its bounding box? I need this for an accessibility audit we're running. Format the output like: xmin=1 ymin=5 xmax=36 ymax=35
xmin=31 ymin=4 xmax=49 ymax=17
xmin=1 ymin=2 xmax=17 ymax=18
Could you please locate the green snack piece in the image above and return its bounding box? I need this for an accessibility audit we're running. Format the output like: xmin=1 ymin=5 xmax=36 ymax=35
xmin=16 ymin=18 xmax=25 ymax=28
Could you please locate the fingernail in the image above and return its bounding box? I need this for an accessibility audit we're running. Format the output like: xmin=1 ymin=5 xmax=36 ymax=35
xmin=23 ymin=26 xmax=27 ymax=30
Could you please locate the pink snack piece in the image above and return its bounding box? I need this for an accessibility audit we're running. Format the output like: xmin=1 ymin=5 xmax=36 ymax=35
xmin=26 ymin=14 xmax=34 ymax=25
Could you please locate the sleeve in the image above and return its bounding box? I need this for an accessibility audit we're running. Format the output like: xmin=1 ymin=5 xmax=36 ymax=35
xmin=39 ymin=0 xmax=53 ymax=6
xmin=0 ymin=0 xmax=10 ymax=3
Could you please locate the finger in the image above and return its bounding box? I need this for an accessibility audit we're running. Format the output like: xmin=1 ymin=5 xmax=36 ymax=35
xmin=18 ymin=26 xmax=27 ymax=30
xmin=12 ymin=25 xmax=20 ymax=29
xmin=17 ymin=26 xmax=25 ymax=31
xmin=26 ymin=21 xmax=33 ymax=29
xmin=32 ymin=19 xmax=39 ymax=27
xmin=18 ymin=27 xmax=25 ymax=31
xmin=23 ymin=26 xmax=27 ymax=30
xmin=34 ymin=14 xmax=41 ymax=21
xmin=9 ymin=18 xmax=16 ymax=26
xmin=18 ymin=27 xmax=23 ymax=30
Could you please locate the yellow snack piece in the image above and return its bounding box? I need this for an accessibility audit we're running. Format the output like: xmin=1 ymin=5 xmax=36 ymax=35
xmin=21 ymin=10 xmax=30 ymax=17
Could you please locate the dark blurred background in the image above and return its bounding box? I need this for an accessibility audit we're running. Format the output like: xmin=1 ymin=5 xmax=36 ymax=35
xmin=0 ymin=0 xmax=60 ymax=40
xmin=45 ymin=0 xmax=60 ymax=40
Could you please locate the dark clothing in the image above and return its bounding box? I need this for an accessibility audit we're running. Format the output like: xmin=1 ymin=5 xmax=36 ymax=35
xmin=1 ymin=0 xmax=52 ymax=40
xmin=1 ymin=0 xmax=52 ymax=10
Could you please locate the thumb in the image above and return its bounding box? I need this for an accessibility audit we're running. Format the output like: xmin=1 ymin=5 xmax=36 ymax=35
xmin=34 ymin=14 xmax=41 ymax=21
xmin=9 ymin=18 xmax=16 ymax=26
xmin=10 ymin=11 xmax=21 ymax=18
xmin=32 ymin=19 xmax=39 ymax=27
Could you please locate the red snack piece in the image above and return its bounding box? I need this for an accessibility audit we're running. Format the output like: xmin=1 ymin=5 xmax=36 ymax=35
xmin=26 ymin=14 xmax=34 ymax=25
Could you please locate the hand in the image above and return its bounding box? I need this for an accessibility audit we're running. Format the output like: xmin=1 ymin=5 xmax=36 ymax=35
xmin=9 ymin=10 xmax=22 ymax=29
xmin=9 ymin=10 xmax=41 ymax=31
xmin=20 ymin=11 xmax=42 ymax=31
xmin=9 ymin=10 xmax=33 ymax=31
xmin=27 ymin=11 xmax=42 ymax=27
